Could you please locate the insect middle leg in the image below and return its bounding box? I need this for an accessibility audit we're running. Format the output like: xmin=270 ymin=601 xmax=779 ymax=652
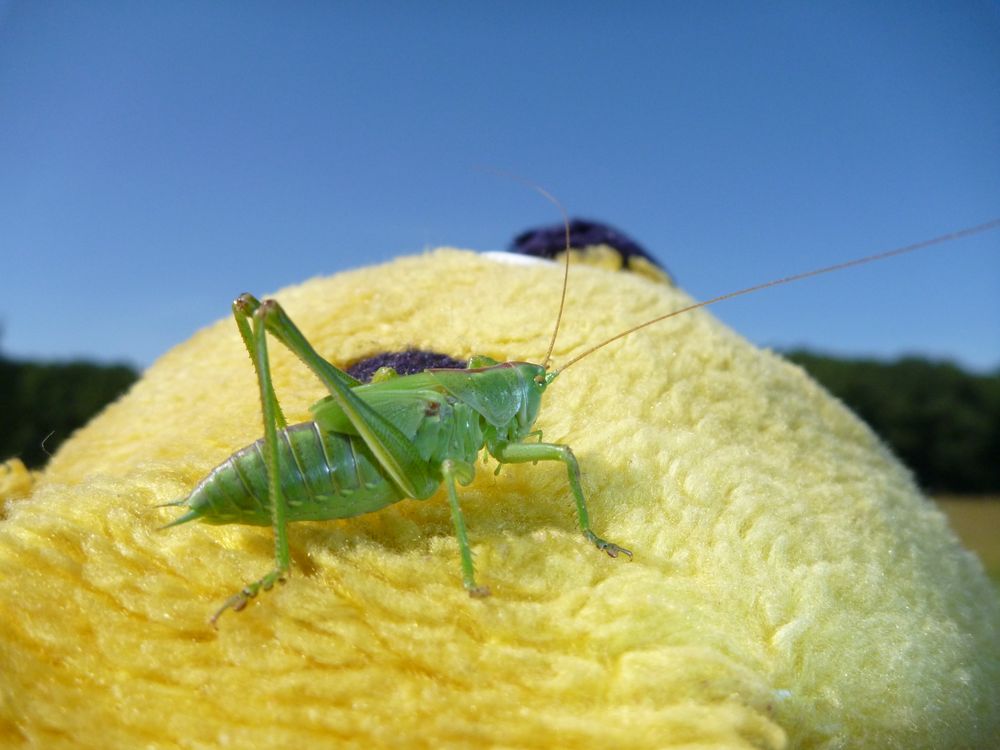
xmin=493 ymin=442 xmax=633 ymax=559
xmin=441 ymin=458 xmax=490 ymax=598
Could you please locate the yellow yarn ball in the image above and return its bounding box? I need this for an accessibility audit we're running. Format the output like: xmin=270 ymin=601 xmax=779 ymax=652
xmin=1 ymin=249 xmax=997 ymax=748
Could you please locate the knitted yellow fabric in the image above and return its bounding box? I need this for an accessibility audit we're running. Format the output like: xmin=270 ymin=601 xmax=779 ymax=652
xmin=1 ymin=249 xmax=997 ymax=749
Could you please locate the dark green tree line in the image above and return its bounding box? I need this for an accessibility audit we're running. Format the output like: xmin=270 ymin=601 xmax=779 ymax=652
xmin=0 ymin=355 xmax=138 ymax=468
xmin=784 ymin=350 xmax=1000 ymax=494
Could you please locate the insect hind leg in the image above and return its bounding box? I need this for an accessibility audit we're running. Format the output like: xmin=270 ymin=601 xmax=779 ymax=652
xmin=232 ymin=294 xmax=287 ymax=429
xmin=212 ymin=299 xmax=293 ymax=625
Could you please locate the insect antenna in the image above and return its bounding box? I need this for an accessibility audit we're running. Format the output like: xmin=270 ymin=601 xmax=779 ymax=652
xmin=553 ymin=217 xmax=1000 ymax=375
xmin=476 ymin=168 xmax=571 ymax=370
xmin=527 ymin=183 xmax=572 ymax=371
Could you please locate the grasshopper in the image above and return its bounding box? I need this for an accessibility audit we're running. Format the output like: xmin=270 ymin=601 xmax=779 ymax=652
xmin=164 ymin=211 xmax=1000 ymax=624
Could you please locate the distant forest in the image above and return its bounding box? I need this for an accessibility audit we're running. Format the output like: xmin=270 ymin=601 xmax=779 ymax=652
xmin=2 ymin=351 xmax=998 ymax=494
xmin=1 ymin=355 xmax=138 ymax=469
xmin=783 ymin=351 xmax=1000 ymax=495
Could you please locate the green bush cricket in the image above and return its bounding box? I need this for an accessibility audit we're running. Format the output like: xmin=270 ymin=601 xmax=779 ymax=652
xmin=163 ymin=202 xmax=1000 ymax=625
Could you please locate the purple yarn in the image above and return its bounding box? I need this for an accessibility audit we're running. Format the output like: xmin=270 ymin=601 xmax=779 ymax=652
xmin=347 ymin=349 xmax=465 ymax=382
xmin=509 ymin=219 xmax=665 ymax=273
xmin=346 ymin=221 xmax=667 ymax=381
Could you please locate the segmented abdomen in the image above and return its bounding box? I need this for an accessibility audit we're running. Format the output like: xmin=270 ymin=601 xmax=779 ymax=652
xmin=176 ymin=422 xmax=405 ymax=526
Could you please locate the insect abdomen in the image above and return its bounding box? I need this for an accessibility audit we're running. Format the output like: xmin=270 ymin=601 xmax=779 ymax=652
xmin=171 ymin=422 xmax=405 ymax=526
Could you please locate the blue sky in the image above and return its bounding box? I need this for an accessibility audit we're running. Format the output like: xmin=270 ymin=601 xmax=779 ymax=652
xmin=1 ymin=1 xmax=998 ymax=371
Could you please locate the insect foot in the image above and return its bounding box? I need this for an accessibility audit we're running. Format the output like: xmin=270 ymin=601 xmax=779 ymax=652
xmin=585 ymin=530 xmax=633 ymax=560
xmin=210 ymin=568 xmax=287 ymax=627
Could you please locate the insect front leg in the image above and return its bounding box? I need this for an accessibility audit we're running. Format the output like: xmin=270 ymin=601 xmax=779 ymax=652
xmin=492 ymin=442 xmax=633 ymax=560
xmin=441 ymin=458 xmax=490 ymax=598
xmin=211 ymin=303 xmax=292 ymax=625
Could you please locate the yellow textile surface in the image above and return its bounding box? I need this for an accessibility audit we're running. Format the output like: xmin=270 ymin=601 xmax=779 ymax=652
xmin=1 ymin=249 xmax=997 ymax=749
xmin=0 ymin=459 xmax=35 ymax=501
